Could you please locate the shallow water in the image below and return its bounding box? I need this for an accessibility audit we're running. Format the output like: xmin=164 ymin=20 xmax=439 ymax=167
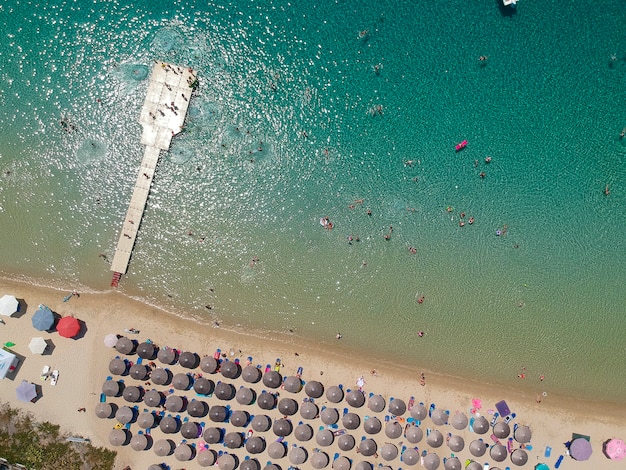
xmin=0 ymin=0 xmax=625 ymax=403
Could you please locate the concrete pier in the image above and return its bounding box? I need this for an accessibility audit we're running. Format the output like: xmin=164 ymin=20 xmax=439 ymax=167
xmin=110 ymin=62 xmax=197 ymax=286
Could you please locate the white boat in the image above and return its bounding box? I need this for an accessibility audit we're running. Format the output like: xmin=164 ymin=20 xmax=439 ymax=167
xmin=502 ymin=0 xmax=518 ymax=5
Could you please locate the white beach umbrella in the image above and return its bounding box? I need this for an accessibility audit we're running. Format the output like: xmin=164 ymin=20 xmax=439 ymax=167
xmin=28 ymin=337 xmax=47 ymax=355
xmin=104 ymin=333 xmax=119 ymax=348
xmin=0 ymin=295 xmax=19 ymax=316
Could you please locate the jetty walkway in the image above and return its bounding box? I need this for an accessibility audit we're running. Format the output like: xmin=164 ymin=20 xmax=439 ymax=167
xmin=110 ymin=61 xmax=196 ymax=287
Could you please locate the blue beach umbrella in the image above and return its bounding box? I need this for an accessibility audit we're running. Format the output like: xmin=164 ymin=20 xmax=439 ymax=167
xmin=32 ymin=306 xmax=54 ymax=331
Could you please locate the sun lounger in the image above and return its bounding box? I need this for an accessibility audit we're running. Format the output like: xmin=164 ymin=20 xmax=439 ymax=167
xmin=41 ymin=365 xmax=51 ymax=381
xmin=555 ymin=455 xmax=564 ymax=468
xmin=545 ymin=446 xmax=552 ymax=457
xmin=504 ymin=413 xmax=516 ymax=424
xmin=50 ymin=370 xmax=59 ymax=386
xmin=490 ymin=412 xmax=499 ymax=426
xmin=429 ymin=403 xmax=435 ymax=417
xmin=490 ymin=434 xmax=501 ymax=445
xmin=100 ymin=393 xmax=106 ymax=403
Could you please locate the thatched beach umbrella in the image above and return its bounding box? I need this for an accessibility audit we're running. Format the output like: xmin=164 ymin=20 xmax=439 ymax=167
xmin=385 ymin=421 xmax=402 ymax=439
xmin=447 ymin=434 xmax=464 ymax=452
xmin=423 ymin=453 xmax=440 ymax=470
xmin=158 ymin=347 xmax=177 ymax=365
xmin=102 ymin=379 xmax=121 ymax=397
xmin=431 ymin=409 xmax=448 ymax=426
xmin=123 ymin=385 xmax=141 ymax=403
xmin=472 ymin=416 xmax=489 ymax=434
xmin=224 ymin=431 xmax=243 ymax=449
xmin=465 ymin=461 xmax=482 ymax=470
xmin=209 ymin=405 xmax=228 ymax=422
xmin=326 ymin=385 xmax=344 ymax=403
xmin=251 ymin=414 xmax=271 ymax=432
xmin=338 ymin=433 xmax=356 ymax=451
xmin=451 ymin=412 xmax=468 ymax=430
xmin=153 ymin=439 xmax=174 ymax=457
xmin=263 ymin=370 xmax=282 ymax=388
xmin=137 ymin=342 xmax=156 ymax=359
xmin=311 ymin=451 xmax=330 ymax=469
xmin=108 ymin=357 xmax=127 ymax=375
xmin=316 ymin=429 xmax=334 ymax=446
xmin=242 ymin=364 xmax=261 ymax=383
xmin=137 ymin=411 xmax=155 ymax=429
xmin=115 ymin=406 xmax=134 ymax=424
xmin=320 ymin=407 xmax=339 ymax=425
xmin=181 ymin=421 xmax=200 ymax=439
xmin=188 ymin=399 xmax=208 ymax=417
xmin=289 ymin=446 xmax=308 ymax=465
xmin=278 ymin=397 xmax=298 ymax=416
xmin=235 ymin=386 xmax=255 ymax=405
xmin=411 ymin=403 xmax=428 ymax=420
xmin=203 ymin=427 xmax=223 ymax=444
xmin=514 ymin=425 xmax=532 ymax=443
xmin=192 ymin=377 xmax=213 ymax=395
xmin=470 ymin=439 xmax=487 ymax=457
xmin=174 ymin=443 xmax=193 ymax=461
xmin=343 ymin=412 xmax=360 ymax=430
xmin=179 ymin=351 xmax=199 ymax=369
xmin=346 ymin=389 xmax=365 ymax=408
xmin=165 ymin=394 xmax=184 ymax=412
xmin=130 ymin=433 xmax=149 ymax=451
xmin=220 ymin=360 xmax=240 ymax=379
xmin=283 ymin=375 xmax=302 ymax=393
xmin=406 ymin=425 xmax=423 ymax=443
xmin=150 ymin=367 xmax=170 ymax=386
xmin=217 ymin=453 xmax=237 ymax=470
xmin=490 ymin=443 xmax=507 ymax=462
xmin=200 ymin=355 xmax=219 ymax=373
xmin=381 ymin=443 xmax=398 ymax=461
xmin=116 ymin=337 xmax=135 ymax=355
xmin=300 ymin=400 xmax=319 ymax=420
xmin=230 ymin=410 xmax=249 ymax=427
xmin=129 ymin=363 xmax=148 ymax=381
xmin=197 ymin=449 xmax=217 ymax=467
xmin=109 ymin=428 xmax=128 ymax=446
xmin=426 ymin=429 xmax=444 ymax=447
xmin=368 ymin=394 xmax=386 ymax=412
xmin=388 ymin=398 xmax=406 ymax=416
xmin=272 ymin=418 xmax=293 ymax=437
xmin=364 ymin=416 xmax=382 ymax=434
xmin=511 ymin=448 xmax=528 ymax=466
xmin=95 ymin=402 xmax=113 ymax=419
xmin=159 ymin=415 xmax=179 ymax=434
xmin=295 ymin=423 xmax=313 ymax=441
xmin=241 ymin=459 xmax=261 ymax=470
xmin=268 ymin=441 xmax=287 ymax=459
xmin=215 ymin=382 xmax=235 ymax=400
xmin=245 ymin=436 xmax=265 ymax=454
xmin=443 ymin=456 xmax=462 ymax=470
xmin=143 ymin=389 xmax=163 ymax=407
xmin=359 ymin=438 xmax=378 ymax=457
xmin=172 ymin=373 xmax=191 ymax=390
xmin=401 ymin=448 xmax=420 ymax=466
xmin=333 ymin=456 xmax=351 ymax=470
xmin=493 ymin=421 xmax=510 ymax=438
xmin=355 ymin=462 xmax=373 ymax=470
xmin=305 ymin=380 xmax=324 ymax=398
xmin=257 ymin=391 xmax=276 ymax=410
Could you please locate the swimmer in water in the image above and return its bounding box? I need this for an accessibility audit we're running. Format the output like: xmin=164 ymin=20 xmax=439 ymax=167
xmin=417 ymin=296 xmax=425 ymax=304
xmin=485 ymin=156 xmax=492 ymax=163
xmin=468 ymin=217 xmax=475 ymax=225
xmin=604 ymin=184 xmax=610 ymax=196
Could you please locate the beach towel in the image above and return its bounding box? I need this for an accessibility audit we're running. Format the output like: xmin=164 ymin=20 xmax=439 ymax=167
xmin=495 ymin=400 xmax=511 ymax=417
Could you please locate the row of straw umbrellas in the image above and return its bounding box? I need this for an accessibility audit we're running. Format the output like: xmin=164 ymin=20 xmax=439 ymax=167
xmin=100 ymin=336 xmax=533 ymax=470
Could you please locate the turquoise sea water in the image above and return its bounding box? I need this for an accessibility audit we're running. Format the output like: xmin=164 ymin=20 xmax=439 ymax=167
xmin=0 ymin=0 xmax=625 ymax=403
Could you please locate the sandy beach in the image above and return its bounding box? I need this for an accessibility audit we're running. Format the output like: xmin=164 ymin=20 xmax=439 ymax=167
xmin=0 ymin=276 xmax=623 ymax=470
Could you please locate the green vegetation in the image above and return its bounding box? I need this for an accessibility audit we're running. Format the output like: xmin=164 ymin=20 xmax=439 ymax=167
xmin=0 ymin=402 xmax=116 ymax=470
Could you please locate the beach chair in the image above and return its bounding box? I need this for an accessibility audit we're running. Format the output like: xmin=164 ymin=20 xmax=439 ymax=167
xmin=100 ymin=393 xmax=106 ymax=403
xmin=137 ymin=357 xmax=143 ymax=364
xmin=429 ymin=403 xmax=435 ymax=417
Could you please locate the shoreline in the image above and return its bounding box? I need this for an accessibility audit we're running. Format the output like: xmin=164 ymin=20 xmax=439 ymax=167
xmin=1 ymin=270 xmax=623 ymax=411
xmin=0 ymin=276 xmax=624 ymax=469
